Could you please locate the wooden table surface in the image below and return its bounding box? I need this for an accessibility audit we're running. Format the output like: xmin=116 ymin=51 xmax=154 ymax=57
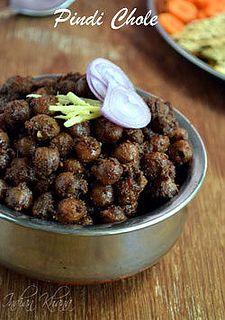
xmin=0 ymin=0 xmax=224 ymax=319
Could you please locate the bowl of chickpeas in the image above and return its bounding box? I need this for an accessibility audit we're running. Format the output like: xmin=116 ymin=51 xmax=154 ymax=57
xmin=0 ymin=74 xmax=207 ymax=284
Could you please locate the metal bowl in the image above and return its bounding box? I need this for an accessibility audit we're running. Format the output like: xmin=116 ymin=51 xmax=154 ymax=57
xmin=0 ymin=80 xmax=207 ymax=284
xmin=148 ymin=0 xmax=225 ymax=82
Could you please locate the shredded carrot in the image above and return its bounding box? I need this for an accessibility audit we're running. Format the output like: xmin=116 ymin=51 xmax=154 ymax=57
xmin=159 ymin=13 xmax=185 ymax=34
xmin=204 ymin=3 xmax=225 ymax=17
xmin=167 ymin=0 xmax=198 ymax=23
xmin=187 ymin=0 xmax=211 ymax=9
xmin=160 ymin=0 xmax=225 ymax=34
xmin=197 ymin=9 xmax=208 ymax=19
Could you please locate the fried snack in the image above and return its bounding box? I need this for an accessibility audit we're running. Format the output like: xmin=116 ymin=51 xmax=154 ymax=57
xmin=174 ymin=14 xmax=225 ymax=74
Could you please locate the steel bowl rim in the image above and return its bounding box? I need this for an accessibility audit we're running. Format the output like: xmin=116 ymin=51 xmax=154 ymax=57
xmin=0 ymin=76 xmax=207 ymax=236
xmin=148 ymin=0 xmax=225 ymax=82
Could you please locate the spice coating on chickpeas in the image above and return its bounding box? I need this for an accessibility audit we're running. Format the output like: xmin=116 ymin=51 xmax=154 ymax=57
xmin=25 ymin=114 xmax=60 ymax=141
xmin=91 ymin=158 xmax=123 ymax=185
xmin=5 ymin=158 xmax=35 ymax=186
xmin=116 ymin=168 xmax=147 ymax=206
xmin=141 ymin=152 xmax=175 ymax=181
xmin=0 ymin=179 xmax=7 ymax=200
xmin=74 ymin=75 xmax=94 ymax=97
xmin=0 ymin=130 xmax=9 ymax=152
xmin=146 ymin=98 xmax=178 ymax=136
xmin=168 ymin=140 xmax=193 ymax=165
xmin=0 ymin=73 xmax=193 ymax=225
xmin=57 ymin=198 xmax=87 ymax=224
xmin=32 ymin=192 xmax=55 ymax=220
xmin=0 ymin=113 xmax=6 ymax=130
xmin=78 ymin=214 xmax=93 ymax=226
xmin=123 ymin=129 xmax=144 ymax=144
xmin=0 ymin=75 xmax=34 ymax=96
xmin=95 ymin=117 xmax=123 ymax=143
xmin=63 ymin=159 xmax=84 ymax=174
xmin=34 ymin=174 xmax=56 ymax=195
xmin=99 ymin=205 xmax=127 ymax=224
xmin=113 ymin=141 xmax=139 ymax=164
xmin=74 ymin=137 xmax=101 ymax=162
xmin=150 ymin=134 xmax=170 ymax=153
xmin=14 ymin=136 xmax=36 ymax=158
xmin=151 ymin=177 xmax=178 ymax=199
xmin=0 ymin=151 xmax=10 ymax=171
xmin=90 ymin=184 xmax=114 ymax=207
xmin=50 ymin=132 xmax=74 ymax=159
xmin=4 ymin=100 xmax=30 ymax=127
xmin=34 ymin=147 xmax=60 ymax=178
xmin=5 ymin=183 xmax=33 ymax=211
xmin=55 ymin=172 xmax=88 ymax=198
xmin=68 ymin=122 xmax=90 ymax=139
xmin=122 ymin=202 xmax=138 ymax=217
xmin=169 ymin=127 xmax=188 ymax=142
xmin=31 ymin=95 xmax=57 ymax=116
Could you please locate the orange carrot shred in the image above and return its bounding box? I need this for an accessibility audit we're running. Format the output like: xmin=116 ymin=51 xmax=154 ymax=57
xmin=161 ymin=0 xmax=225 ymax=33
xmin=197 ymin=10 xmax=208 ymax=19
xmin=187 ymin=0 xmax=211 ymax=9
xmin=167 ymin=0 xmax=198 ymax=23
xmin=204 ymin=3 xmax=225 ymax=17
xmin=159 ymin=13 xmax=185 ymax=34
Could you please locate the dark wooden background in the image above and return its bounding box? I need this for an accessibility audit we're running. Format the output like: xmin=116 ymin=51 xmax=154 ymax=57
xmin=0 ymin=0 xmax=224 ymax=319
